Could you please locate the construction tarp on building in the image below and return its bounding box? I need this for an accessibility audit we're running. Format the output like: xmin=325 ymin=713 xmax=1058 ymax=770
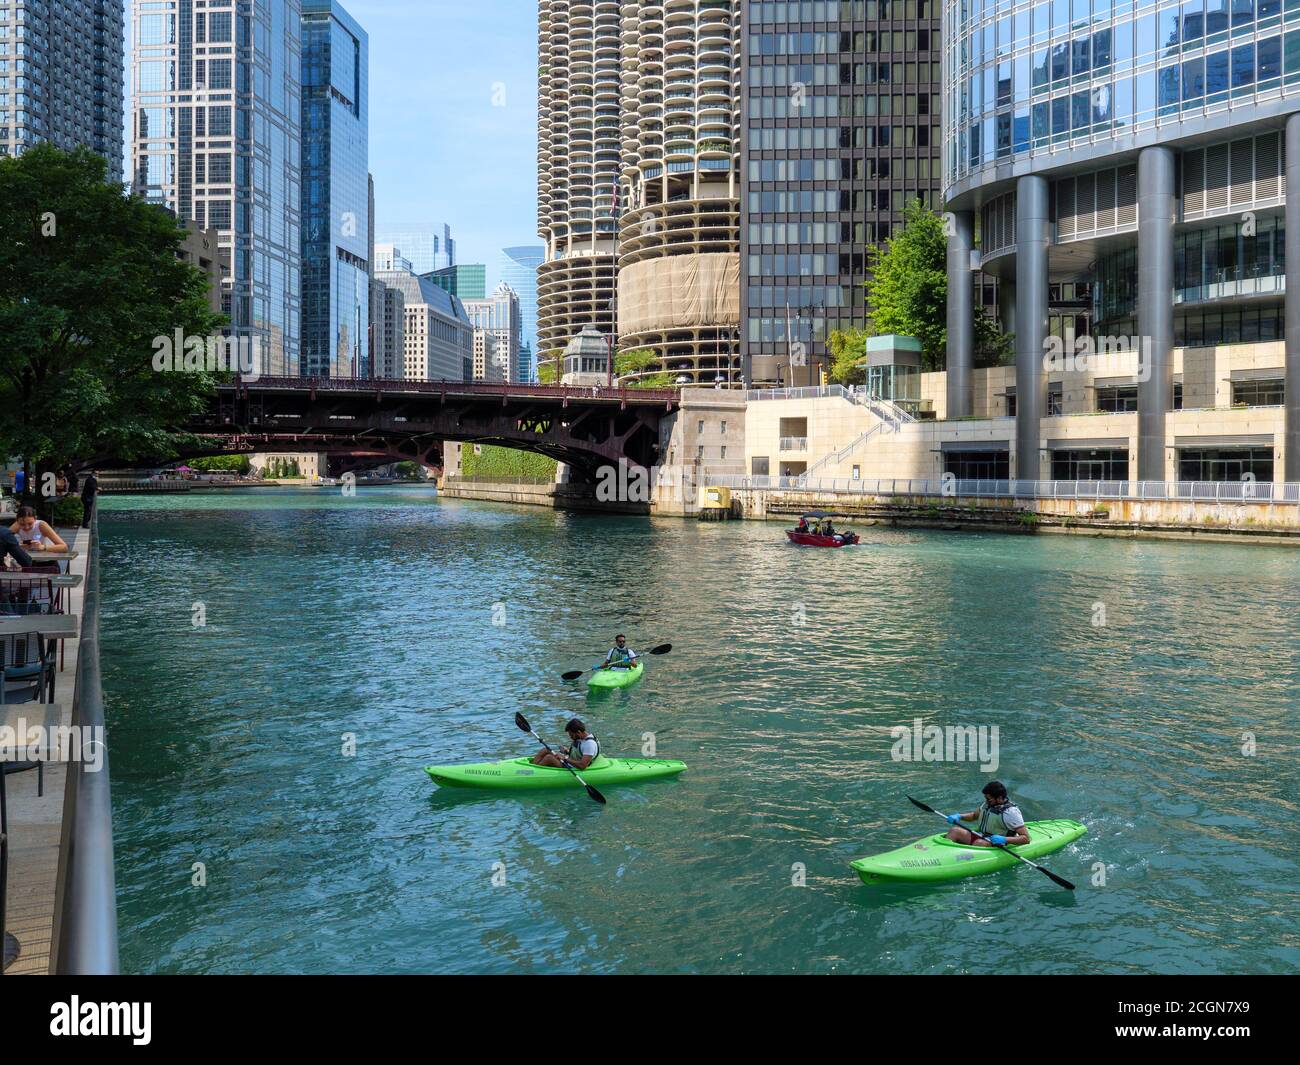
xmin=618 ymin=253 xmax=740 ymax=334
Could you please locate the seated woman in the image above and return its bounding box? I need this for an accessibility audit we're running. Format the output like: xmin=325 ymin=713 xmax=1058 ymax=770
xmin=11 ymin=505 xmax=67 ymax=553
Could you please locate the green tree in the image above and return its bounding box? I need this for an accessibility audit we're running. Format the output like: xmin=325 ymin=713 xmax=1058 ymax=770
xmin=827 ymin=327 xmax=868 ymax=385
xmin=0 ymin=145 xmax=225 ymax=485
xmin=190 ymin=454 xmax=251 ymax=474
xmin=536 ymin=351 xmax=562 ymax=384
xmin=863 ymin=199 xmax=1010 ymax=372
xmin=614 ymin=347 xmax=674 ymax=388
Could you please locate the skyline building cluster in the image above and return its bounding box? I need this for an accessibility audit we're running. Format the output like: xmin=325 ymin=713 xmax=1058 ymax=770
xmin=2 ymin=0 xmax=536 ymax=385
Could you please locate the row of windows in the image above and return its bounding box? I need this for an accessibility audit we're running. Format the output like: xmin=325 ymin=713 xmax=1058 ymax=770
xmin=747 ymin=156 xmax=938 ymax=180
xmin=1104 ymin=305 xmax=1286 ymax=343
xmin=747 ymin=217 xmax=912 ymax=243
xmin=748 ymin=187 xmax=936 ymax=211
xmin=956 ymin=34 xmax=1297 ymax=168
xmin=749 ymin=123 xmax=939 ymax=148
xmin=748 ymin=92 xmax=937 ymax=119
xmin=748 ymin=0 xmax=935 ymax=22
xmin=746 ymin=253 xmax=841 ymax=276
xmin=749 ymin=284 xmax=854 ymax=308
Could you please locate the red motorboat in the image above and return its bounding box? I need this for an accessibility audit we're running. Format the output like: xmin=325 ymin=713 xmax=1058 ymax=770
xmin=786 ymin=511 xmax=860 ymax=547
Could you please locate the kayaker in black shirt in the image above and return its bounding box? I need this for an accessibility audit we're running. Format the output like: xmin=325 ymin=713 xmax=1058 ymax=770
xmin=530 ymin=718 xmax=599 ymax=769
xmin=601 ymin=634 xmax=638 ymax=671
xmin=944 ymin=780 xmax=1030 ymax=847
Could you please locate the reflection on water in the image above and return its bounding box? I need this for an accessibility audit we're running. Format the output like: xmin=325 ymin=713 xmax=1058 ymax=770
xmin=101 ymin=488 xmax=1300 ymax=973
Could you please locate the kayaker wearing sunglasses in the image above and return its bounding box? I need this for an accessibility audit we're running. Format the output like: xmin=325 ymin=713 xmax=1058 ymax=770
xmin=944 ymin=780 xmax=1031 ymax=847
xmin=530 ymin=718 xmax=599 ymax=769
xmin=602 ymin=634 xmax=639 ymax=670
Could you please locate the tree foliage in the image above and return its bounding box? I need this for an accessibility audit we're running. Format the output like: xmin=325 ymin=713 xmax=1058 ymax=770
xmin=614 ymin=347 xmax=674 ymax=388
xmin=863 ymin=199 xmax=1012 ymax=372
xmin=827 ymin=327 xmax=868 ymax=385
xmin=0 ymin=144 xmax=225 ymax=476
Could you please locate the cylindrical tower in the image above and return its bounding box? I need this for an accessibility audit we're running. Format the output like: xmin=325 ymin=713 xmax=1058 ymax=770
xmin=537 ymin=1 xmax=623 ymax=375
xmin=614 ymin=0 xmax=742 ymax=386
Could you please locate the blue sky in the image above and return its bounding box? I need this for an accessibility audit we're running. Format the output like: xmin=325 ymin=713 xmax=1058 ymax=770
xmin=350 ymin=0 xmax=539 ymax=282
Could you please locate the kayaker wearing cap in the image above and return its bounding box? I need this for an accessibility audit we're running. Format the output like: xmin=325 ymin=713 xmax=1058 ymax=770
xmin=531 ymin=718 xmax=599 ymax=769
xmin=602 ymin=634 xmax=638 ymax=671
xmin=944 ymin=780 xmax=1030 ymax=847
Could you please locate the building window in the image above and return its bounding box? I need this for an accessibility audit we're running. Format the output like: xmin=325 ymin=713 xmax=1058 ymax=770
xmin=1232 ymin=378 xmax=1284 ymax=407
xmin=752 ymin=456 xmax=769 ymax=476
xmin=1050 ymin=449 xmax=1129 ymax=480
xmin=943 ymin=450 xmax=1010 ymax=480
xmin=1177 ymin=447 xmax=1274 ymax=482
xmin=1096 ymin=385 xmax=1139 ymax=412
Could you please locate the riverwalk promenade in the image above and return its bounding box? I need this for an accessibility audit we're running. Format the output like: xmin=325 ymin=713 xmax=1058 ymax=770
xmin=2 ymin=527 xmax=105 ymax=974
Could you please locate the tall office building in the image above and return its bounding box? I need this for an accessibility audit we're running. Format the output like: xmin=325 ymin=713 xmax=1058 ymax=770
xmin=464 ymin=281 xmax=522 ymax=383
xmin=943 ymin=0 xmax=1300 ymax=482
xmin=497 ymin=245 xmax=543 ymax=378
xmin=374 ymin=222 xmax=455 ymax=273
xmin=428 ymin=263 xmax=486 ymax=300
xmin=131 ymin=0 xmax=303 ymax=375
xmin=537 ymin=0 xmax=621 ymax=370
xmin=616 ymin=0 xmax=742 ymax=385
xmin=377 ymin=255 xmax=474 ymax=382
xmin=741 ymin=0 xmax=943 ymax=385
xmin=301 ymin=0 xmax=369 ymax=377
xmin=0 ymin=0 xmax=125 ymax=180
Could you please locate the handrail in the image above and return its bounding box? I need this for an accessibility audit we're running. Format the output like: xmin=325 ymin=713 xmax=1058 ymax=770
xmin=706 ymin=475 xmax=1300 ymax=505
xmin=49 ymin=509 xmax=119 ymax=974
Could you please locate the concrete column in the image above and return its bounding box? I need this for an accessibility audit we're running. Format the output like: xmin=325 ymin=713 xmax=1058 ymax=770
xmin=945 ymin=209 xmax=975 ymax=419
xmin=1286 ymin=114 xmax=1300 ymax=481
xmin=1014 ymin=176 xmax=1050 ymax=482
xmin=1137 ymin=145 xmax=1176 ymax=483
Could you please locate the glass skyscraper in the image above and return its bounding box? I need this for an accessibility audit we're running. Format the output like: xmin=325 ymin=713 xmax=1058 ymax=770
xmin=0 ymin=0 xmax=125 ymax=180
xmin=497 ymin=245 xmax=544 ymax=381
xmin=131 ymin=0 xmax=302 ymax=375
xmin=943 ymin=0 xmax=1300 ymax=480
xmin=427 ymin=263 xmax=486 ymax=300
xmin=301 ymin=0 xmax=368 ymax=377
xmin=374 ymin=222 xmax=455 ymax=273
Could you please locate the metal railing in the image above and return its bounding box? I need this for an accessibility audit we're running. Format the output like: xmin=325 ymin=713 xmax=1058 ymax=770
xmin=50 ymin=511 xmax=119 ymax=974
xmin=706 ymin=474 xmax=1300 ymax=505
xmin=228 ymin=375 xmax=679 ymax=404
xmin=778 ymin=436 xmax=808 ymax=451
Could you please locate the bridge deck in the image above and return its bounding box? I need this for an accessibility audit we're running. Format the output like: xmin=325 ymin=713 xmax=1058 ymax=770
xmin=222 ymin=376 xmax=678 ymax=406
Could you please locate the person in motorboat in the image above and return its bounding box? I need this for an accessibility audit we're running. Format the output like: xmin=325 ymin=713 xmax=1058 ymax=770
xmin=944 ymin=780 xmax=1031 ymax=847
xmin=530 ymin=718 xmax=599 ymax=769
xmin=601 ymin=633 xmax=639 ymax=671
xmin=795 ymin=516 xmax=810 ymax=533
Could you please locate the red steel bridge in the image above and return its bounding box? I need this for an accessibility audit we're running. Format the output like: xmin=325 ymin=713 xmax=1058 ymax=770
xmin=183 ymin=376 xmax=680 ymax=477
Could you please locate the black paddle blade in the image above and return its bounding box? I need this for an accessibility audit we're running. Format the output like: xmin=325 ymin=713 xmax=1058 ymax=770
xmin=514 ymin=712 xmax=531 ymax=732
xmin=649 ymin=643 xmax=672 ymax=655
xmin=585 ymin=785 xmax=607 ymax=805
xmin=1040 ymin=867 xmax=1075 ymax=891
xmin=906 ymin=795 xmax=938 ymax=815
xmin=561 ymin=669 xmax=584 ymax=681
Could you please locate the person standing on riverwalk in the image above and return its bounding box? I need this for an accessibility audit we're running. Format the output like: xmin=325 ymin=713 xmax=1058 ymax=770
xmin=80 ymin=469 xmax=98 ymax=528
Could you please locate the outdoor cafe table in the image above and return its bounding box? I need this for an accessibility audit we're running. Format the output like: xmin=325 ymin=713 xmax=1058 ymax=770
xmin=1 ymin=699 xmax=63 ymax=970
xmin=17 ymin=548 xmax=78 ymax=574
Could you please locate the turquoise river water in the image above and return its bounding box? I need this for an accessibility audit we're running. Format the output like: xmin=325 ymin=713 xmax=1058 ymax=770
xmin=99 ymin=487 xmax=1300 ymax=974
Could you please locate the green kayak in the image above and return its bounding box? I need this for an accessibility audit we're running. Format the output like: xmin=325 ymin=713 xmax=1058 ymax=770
xmin=587 ymin=662 xmax=644 ymax=689
xmin=424 ymin=754 xmax=686 ymax=791
xmin=850 ymin=819 xmax=1086 ymax=885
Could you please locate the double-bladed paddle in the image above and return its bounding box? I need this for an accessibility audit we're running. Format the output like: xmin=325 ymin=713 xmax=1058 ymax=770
xmin=514 ymin=712 xmax=606 ymax=804
xmin=906 ymin=795 xmax=1076 ymax=890
xmin=561 ymin=642 xmax=672 ymax=681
